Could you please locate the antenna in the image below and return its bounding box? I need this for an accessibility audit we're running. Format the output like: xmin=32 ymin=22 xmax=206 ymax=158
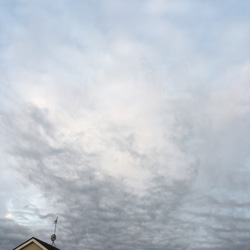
xmin=51 ymin=216 xmax=58 ymax=246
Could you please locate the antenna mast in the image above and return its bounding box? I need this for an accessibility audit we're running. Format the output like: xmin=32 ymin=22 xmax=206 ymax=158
xmin=51 ymin=217 xmax=58 ymax=246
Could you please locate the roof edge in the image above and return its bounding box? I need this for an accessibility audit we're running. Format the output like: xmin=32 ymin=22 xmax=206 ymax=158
xmin=13 ymin=237 xmax=48 ymax=250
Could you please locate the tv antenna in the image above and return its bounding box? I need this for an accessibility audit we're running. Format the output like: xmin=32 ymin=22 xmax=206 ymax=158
xmin=51 ymin=216 xmax=58 ymax=246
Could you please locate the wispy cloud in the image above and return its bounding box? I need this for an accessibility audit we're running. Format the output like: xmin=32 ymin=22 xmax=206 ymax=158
xmin=1 ymin=0 xmax=250 ymax=249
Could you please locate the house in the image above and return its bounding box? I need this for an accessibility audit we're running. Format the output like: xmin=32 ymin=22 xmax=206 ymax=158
xmin=13 ymin=237 xmax=60 ymax=250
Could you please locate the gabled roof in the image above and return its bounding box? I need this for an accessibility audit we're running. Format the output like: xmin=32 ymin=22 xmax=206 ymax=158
xmin=13 ymin=237 xmax=60 ymax=250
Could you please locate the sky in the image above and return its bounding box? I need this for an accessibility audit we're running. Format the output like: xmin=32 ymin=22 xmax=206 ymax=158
xmin=1 ymin=0 xmax=250 ymax=249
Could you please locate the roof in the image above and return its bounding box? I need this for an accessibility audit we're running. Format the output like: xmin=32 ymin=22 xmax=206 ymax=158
xmin=34 ymin=237 xmax=60 ymax=250
xmin=13 ymin=237 xmax=60 ymax=250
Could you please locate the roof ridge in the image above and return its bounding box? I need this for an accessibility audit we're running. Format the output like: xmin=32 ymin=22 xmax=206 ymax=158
xmin=33 ymin=237 xmax=61 ymax=250
xmin=13 ymin=237 xmax=60 ymax=250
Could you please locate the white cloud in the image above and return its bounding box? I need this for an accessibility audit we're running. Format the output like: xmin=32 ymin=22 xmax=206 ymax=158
xmin=1 ymin=0 xmax=250 ymax=249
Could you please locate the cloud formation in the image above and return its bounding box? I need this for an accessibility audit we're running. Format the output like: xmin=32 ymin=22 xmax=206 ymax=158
xmin=1 ymin=1 xmax=250 ymax=249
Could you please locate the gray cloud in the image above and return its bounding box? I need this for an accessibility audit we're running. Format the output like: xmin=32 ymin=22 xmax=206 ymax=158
xmin=3 ymin=80 xmax=250 ymax=249
xmin=1 ymin=1 xmax=250 ymax=250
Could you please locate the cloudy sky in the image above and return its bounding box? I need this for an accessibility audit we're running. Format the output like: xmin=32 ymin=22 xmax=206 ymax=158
xmin=1 ymin=0 xmax=250 ymax=249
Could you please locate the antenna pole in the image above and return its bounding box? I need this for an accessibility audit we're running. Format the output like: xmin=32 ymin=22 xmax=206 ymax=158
xmin=51 ymin=216 xmax=58 ymax=246
xmin=54 ymin=216 xmax=58 ymax=234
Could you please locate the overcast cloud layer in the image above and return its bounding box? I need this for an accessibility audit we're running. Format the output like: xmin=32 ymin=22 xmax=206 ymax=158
xmin=1 ymin=1 xmax=250 ymax=249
